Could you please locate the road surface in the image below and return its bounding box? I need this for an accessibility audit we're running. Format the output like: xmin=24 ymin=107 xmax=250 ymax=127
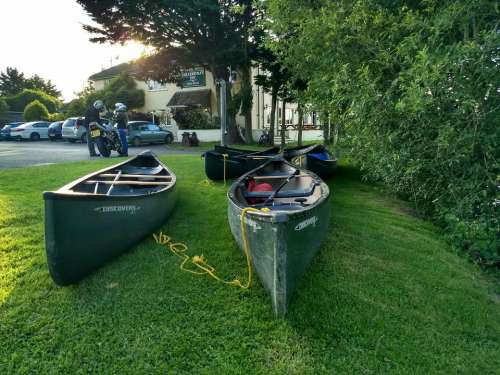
xmin=0 ymin=140 xmax=201 ymax=169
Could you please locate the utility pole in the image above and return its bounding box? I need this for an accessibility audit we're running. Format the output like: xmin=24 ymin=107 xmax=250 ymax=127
xmin=219 ymin=79 xmax=227 ymax=146
xmin=219 ymin=67 xmax=236 ymax=146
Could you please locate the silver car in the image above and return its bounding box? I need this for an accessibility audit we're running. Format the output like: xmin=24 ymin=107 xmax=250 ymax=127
xmin=62 ymin=117 xmax=87 ymax=143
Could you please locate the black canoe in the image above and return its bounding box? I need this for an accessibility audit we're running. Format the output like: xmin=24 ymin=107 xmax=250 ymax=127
xmin=306 ymin=151 xmax=337 ymax=179
xmin=228 ymin=158 xmax=330 ymax=315
xmin=43 ymin=151 xmax=177 ymax=285
xmin=284 ymin=144 xmax=337 ymax=179
xmin=283 ymin=144 xmax=324 ymax=160
xmin=204 ymin=145 xmax=280 ymax=181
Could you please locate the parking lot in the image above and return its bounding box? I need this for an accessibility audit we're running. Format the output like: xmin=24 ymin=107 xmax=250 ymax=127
xmin=0 ymin=140 xmax=200 ymax=169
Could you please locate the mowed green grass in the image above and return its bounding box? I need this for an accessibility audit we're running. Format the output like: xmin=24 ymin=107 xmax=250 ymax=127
xmin=0 ymin=155 xmax=499 ymax=374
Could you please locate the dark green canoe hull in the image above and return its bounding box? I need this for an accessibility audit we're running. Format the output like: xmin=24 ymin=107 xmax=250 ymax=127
xmin=44 ymin=155 xmax=177 ymax=285
xmin=204 ymin=146 xmax=280 ymax=181
xmin=306 ymin=154 xmax=337 ymax=179
xmin=227 ymin=161 xmax=331 ymax=316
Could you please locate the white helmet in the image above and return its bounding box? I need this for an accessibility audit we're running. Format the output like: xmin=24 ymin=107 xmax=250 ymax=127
xmin=114 ymin=103 xmax=127 ymax=112
xmin=93 ymin=100 xmax=104 ymax=110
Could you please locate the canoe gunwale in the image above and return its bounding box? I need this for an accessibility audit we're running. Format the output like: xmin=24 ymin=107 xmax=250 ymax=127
xmin=44 ymin=151 xmax=176 ymax=199
xmin=227 ymin=159 xmax=330 ymax=221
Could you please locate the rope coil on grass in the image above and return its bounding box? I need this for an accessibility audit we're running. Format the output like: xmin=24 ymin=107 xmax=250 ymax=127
xmin=153 ymin=207 xmax=269 ymax=289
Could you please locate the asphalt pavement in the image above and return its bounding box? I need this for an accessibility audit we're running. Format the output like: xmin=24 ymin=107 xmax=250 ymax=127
xmin=0 ymin=140 xmax=201 ymax=169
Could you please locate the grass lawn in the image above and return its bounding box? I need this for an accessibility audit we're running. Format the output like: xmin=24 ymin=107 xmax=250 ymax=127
xmin=1 ymin=155 xmax=499 ymax=374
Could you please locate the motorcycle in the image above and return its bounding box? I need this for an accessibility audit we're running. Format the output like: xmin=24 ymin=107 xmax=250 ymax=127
xmin=258 ymin=129 xmax=270 ymax=145
xmin=89 ymin=121 xmax=123 ymax=157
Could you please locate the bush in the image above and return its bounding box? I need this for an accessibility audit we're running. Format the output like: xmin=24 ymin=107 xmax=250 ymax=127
xmin=102 ymin=73 xmax=145 ymax=110
xmin=48 ymin=112 xmax=65 ymax=122
xmin=268 ymin=0 xmax=499 ymax=267
xmin=5 ymin=89 xmax=60 ymax=113
xmin=24 ymin=100 xmax=49 ymax=121
xmin=64 ymin=98 xmax=86 ymax=117
xmin=128 ymin=111 xmax=156 ymax=123
xmin=173 ymin=108 xmax=218 ymax=129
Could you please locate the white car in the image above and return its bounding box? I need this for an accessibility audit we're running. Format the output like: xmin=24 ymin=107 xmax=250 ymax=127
xmin=10 ymin=121 xmax=51 ymax=141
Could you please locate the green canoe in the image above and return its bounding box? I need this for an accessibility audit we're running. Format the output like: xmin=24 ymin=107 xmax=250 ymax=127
xmin=203 ymin=145 xmax=280 ymax=181
xmin=228 ymin=159 xmax=330 ymax=316
xmin=43 ymin=151 xmax=177 ymax=285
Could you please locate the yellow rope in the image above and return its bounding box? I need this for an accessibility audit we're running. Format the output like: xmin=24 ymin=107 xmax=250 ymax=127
xmin=222 ymin=153 xmax=229 ymax=186
xmin=152 ymin=207 xmax=269 ymax=289
xmin=198 ymin=179 xmax=215 ymax=187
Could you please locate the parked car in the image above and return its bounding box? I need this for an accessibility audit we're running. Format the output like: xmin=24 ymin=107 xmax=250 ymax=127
xmin=0 ymin=122 xmax=24 ymax=140
xmin=48 ymin=121 xmax=64 ymax=141
xmin=127 ymin=121 xmax=174 ymax=146
xmin=10 ymin=121 xmax=50 ymax=141
xmin=62 ymin=117 xmax=87 ymax=143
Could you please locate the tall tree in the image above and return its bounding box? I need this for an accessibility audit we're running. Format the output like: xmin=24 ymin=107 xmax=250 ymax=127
xmin=77 ymin=0 xmax=252 ymax=143
xmin=0 ymin=67 xmax=61 ymax=98
xmin=0 ymin=67 xmax=26 ymax=96
xmin=26 ymin=75 xmax=61 ymax=98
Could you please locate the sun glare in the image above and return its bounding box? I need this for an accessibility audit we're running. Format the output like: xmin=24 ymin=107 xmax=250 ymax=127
xmin=109 ymin=41 xmax=152 ymax=63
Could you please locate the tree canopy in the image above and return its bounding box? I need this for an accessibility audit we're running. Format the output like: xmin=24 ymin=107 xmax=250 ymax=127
xmin=4 ymin=89 xmax=61 ymax=113
xmin=0 ymin=67 xmax=61 ymax=97
xmin=77 ymin=0 xmax=257 ymax=142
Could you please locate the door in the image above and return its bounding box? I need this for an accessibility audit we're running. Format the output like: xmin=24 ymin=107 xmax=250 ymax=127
xmin=35 ymin=122 xmax=50 ymax=138
xmin=147 ymin=124 xmax=162 ymax=142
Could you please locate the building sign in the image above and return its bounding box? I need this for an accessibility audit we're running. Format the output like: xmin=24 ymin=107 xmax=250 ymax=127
xmin=181 ymin=67 xmax=206 ymax=88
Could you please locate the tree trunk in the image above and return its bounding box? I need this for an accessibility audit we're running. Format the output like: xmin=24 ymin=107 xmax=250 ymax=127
xmin=297 ymin=105 xmax=303 ymax=146
xmin=333 ymin=122 xmax=339 ymax=147
xmin=269 ymin=88 xmax=277 ymax=146
xmin=242 ymin=67 xmax=253 ymax=144
xmin=280 ymin=100 xmax=286 ymax=149
xmin=226 ymin=85 xmax=240 ymax=144
xmin=323 ymin=113 xmax=331 ymax=145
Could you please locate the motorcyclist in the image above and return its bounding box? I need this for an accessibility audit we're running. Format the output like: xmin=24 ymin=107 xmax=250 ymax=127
xmin=84 ymin=100 xmax=105 ymax=157
xmin=114 ymin=103 xmax=129 ymax=157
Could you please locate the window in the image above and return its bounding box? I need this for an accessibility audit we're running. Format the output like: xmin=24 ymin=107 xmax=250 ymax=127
xmin=63 ymin=119 xmax=76 ymax=127
xmin=147 ymin=80 xmax=168 ymax=91
xmin=148 ymin=124 xmax=159 ymax=131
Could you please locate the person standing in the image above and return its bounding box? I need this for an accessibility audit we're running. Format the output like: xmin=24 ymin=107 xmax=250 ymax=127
xmin=84 ymin=100 xmax=105 ymax=157
xmin=114 ymin=103 xmax=129 ymax=157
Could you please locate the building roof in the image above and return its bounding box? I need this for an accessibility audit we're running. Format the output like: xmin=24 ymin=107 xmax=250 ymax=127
xmin=88 ymin=63 xmax=138 ymax=81
xmin=166 ymin=89 xmax=211 ymax=108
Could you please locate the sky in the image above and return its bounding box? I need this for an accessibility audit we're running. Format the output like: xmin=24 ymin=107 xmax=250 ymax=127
xmin=0 ymin=0 xmax=148 ymax=101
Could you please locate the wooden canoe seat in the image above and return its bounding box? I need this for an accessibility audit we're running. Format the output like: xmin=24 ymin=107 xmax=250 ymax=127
xmin=85 ymin=180 xmax=171 ymax=186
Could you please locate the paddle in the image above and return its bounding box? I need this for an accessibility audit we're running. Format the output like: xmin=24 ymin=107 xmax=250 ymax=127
xmin=261 ymin=169 xmax=300 ymax=206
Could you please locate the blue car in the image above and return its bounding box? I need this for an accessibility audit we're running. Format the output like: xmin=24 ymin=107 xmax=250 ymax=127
xmin=48 ymin=121 xmax=64 ymax=141
xmin=0 ymin=122 xmax=25 ymax=140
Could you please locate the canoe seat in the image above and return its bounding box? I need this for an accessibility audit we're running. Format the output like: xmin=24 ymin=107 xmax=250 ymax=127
xmin=242 ymin=182 xmax=318 ymax=199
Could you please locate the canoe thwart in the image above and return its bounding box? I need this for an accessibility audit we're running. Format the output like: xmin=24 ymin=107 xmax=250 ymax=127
xmin=85 ymin=180 xmax=171 ymax=186
xmin=99 ymin=173 xmax=172 ymax=180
